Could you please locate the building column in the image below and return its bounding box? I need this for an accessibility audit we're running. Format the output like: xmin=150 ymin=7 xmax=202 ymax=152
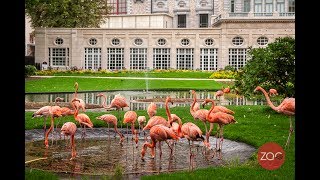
xmin=171 ymin=32 xmax=176 ymax=69
xmin=101 ymin=33 xmax=106 ymax=69
xmin=124 ymin=33 xmax=130 ymax=69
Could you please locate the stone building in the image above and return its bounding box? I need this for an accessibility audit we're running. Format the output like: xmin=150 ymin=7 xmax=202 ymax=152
xmin=34 ymin=0 xmax=295 ymax=71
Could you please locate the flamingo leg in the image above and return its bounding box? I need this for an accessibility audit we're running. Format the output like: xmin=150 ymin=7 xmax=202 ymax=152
xmin=159 ymin=141 xmax=162 ymax=160
xmin=126 ymin=123 xmax=129 ymax=141
xmin=108 ymin=123 xmax=110 ymax=139
xmin=188 ymin=140 xmax=192 ymax=171
xmin=285 ymin=116 xmax=294 ymax=148
xmin=43 ymin=116 xmax=47 ymax=138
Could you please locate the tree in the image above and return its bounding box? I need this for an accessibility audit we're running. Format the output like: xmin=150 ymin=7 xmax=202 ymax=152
xmin=234 ymin=36 xmax=295 ymax=97
xmin=25 ymin=0 xmax=111 ymax=28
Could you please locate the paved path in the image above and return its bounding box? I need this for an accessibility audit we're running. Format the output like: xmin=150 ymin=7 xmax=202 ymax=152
xmin=30 ymin=75 xmax=235 ymax=81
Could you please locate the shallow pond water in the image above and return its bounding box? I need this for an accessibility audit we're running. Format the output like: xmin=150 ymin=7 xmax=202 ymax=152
xmin=25 ymin=90 xmax=279 ymax=111
xmin=25 ymin=128 xmax=256 ymax=178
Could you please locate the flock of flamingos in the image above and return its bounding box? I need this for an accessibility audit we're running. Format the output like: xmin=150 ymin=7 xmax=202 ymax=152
xmin=31 ymin=82 xmax=295 ymax=167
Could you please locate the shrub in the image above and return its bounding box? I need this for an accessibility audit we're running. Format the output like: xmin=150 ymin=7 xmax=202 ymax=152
xmin=209 ymin=70 xmax=237 ymax=79
xmin=25 ymin=65 xmax=37 ymax=77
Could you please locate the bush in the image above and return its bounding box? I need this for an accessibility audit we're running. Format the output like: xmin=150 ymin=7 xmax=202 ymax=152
xmin=234 ymin=36 xmax=295 ymax=97
xmin=25 ymin=65 xmax=37 ymax=77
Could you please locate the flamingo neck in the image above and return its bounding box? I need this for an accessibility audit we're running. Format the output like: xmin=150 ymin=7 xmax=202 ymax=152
xmin=100 ymin=94 xmax=107 ymax=108
xmin=165 ymin=99 xmax=172 ymax=123
xmin=207 ymin=100 xmax=215 ymax=120
xmin=257 ymin=87 xmax=278 ymax=111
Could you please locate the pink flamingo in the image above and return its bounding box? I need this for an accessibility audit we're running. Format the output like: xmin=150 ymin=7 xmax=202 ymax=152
xmin=60 ymin=122 xmax=77 ymax=160
xmin=137 ymin=116 xmax=146 ymax=137
xmin=72 ymin=82 xmax=86 ymax=112
xmin=143 ymin=96 xmax=173 ymax=131
xmin=215 ymin=90 xmax=224 ymax=101
xmin=44 ymin=106 xmax=62 ymax=148
xmin=123 ymin=111 xmax=138 ymax=147
xmin=269 ymin=88 xmax=279 ymax=96
xmin=203 ymin=98 xmax=237 ymax=156
xmin=96 ymin=93 xmax=128 ymax=129
xmin=222 ymin=86 xmax=231 ymax=94
xmin=141 ymin=124 xmax=180 ymax=160
xmin=71 ymin=99 xmax=93 ymax=140
xmin=96 ymin=114 xmax=125 ymax=144
xmin=54 ymin=97 xmax=75 ymax=136
xmin=254 ymin=86 xmax=295 ymax=148
xmin=147 ymin=102 xmax=157 ymax=118
xmin=32 ymin=105 xmax=54 ymax=137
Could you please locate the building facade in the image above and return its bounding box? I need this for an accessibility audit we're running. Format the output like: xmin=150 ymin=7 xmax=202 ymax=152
xmin=34 ymin=0 xmax=295 ymax=71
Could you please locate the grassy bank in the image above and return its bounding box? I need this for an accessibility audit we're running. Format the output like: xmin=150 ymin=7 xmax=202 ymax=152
xmin=25 ymin=77 xmax=228 ymax=93
xmin=25 ymin=105 xmax=295 ymax=179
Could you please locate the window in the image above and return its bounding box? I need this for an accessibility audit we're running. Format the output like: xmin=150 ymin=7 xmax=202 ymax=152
xmin=48 ymin=48 xmax=69 ymax=66
xmin=134 ymin=38 xmax=143 ymax=46
xmin=199 ymin=14 xmax=208 ymax=28
xmin=176 ymin=48 xmax=194 ymax=70
xmin=181 ymin=38 xmax=190 ymax=46
xmin=231 ymin=0 xmax=235 ymax=12
xmin=157 ymin=2 xmax=165 ymax=8
xmin=89 ymin=38 xmax=97 ymax=46
xmin=254 ymin=0 xmax=262 ymax=12
xmin=205 ymin=38 xmax=214 ymax=46
xmin=277 ymin=0 xmax=285 ymax=12
xmin=153 ymin=48 xmax=171 ymax=69
xmin=178 ymin=15 xmax=186 ymax=28
xmin=55 ymin=37 xmax=64 ymax=45
xmin=232 ymin=36 xmax=244 ymax=46
xmin=130 ymin=48 xmax=147 ymax=70
xmin=107 ymin=0 xmax=127 ymax=15
xmin=85 ymin=48 xmax=101 ymax=70
xmin=229 ymin=48 xmax=247 ymax=70
xmin=200 ymin=48 xmax=218 ymax=70
xmin=257 ymin=36 xmax=269 ymax=46
xmin=157 ymin=38 xmax=167 ymax=46
xmin=244 ymin=0 xmax=250 ymax=12
xmin=111 ymin=38 xmax=120 ymax=46
xmin=107 ymin=48 xmax=124 ymax=70
xmin=289 ymin=0 xmax=295 ymax=12
xmin=265 ymin=0 xmax=273 ymax=13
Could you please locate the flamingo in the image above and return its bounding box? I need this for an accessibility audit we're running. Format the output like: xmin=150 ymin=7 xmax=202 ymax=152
xmin=222 ymin=86 xmax=231 ymax=94
xmin=137 ymin=116 xmax=146 ymax=137
xmin=96 ymin=114 xmax=124 ymax=144
xmin=32 ymin=105 xmax=54 ymax=137
xmin=123 ymin=111 xmax=138 ymax=147
xmin=202 ymin=98 xmax=237 ymax=156
xmin=189 ymin=90 xmax=210 ymax=146
xmin=71 ymin=99 xmax=93 ymax=139
xmin=269 ymin=88 xmax=279 ymax=96
xmin=141 ymin=124 xmax=180 ymax=160
xmin=96 ymin=93 xmax=128 ymax=129
xmin=60 ymin=122 xmax=77 ymax=160
xmin=181 ymin=122 xmax=205 ymax=170
xmin=215 ymin=90 xmax=224 ymax=101
xmin=147 ymin=102 xmax=157 ymax=118
xmin=44 ymin=106 xmax=62 ymax=148
xmin=143 ymin=96 xmax=173 ymax=131
xmin=54 ymin=97 xmax=75 ymax=136
xmin=254 ymin=86 xmax=295 ymax=148
xmin=72 ymin=82 xmax=86 ymax=112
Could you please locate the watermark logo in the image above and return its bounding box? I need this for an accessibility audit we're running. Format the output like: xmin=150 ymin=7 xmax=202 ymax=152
xmin=258 ymin=142 xmax=285 ymax=170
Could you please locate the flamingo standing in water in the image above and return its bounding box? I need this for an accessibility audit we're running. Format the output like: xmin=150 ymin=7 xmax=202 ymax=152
xmin=189 ymin=90 xmax=210 ymax=147
xmin=44 ymin=106 xmax=62 ymax=148
xmin=96 ymin=114 xmax=124 ymax=144
xmin=202 ymin=98 xmax=237 ymax=157
xmin=72 ymin=82 xmax=86 ymax=112
xmin=96 ymin=93 xmax=128 ymax=129
xmin=32 ymin=105 xmax=54 ymax=137
xmin=141 ymin=124 xmax=180 ymax=160
xmin=143 ymin=96 xmax=173 ymax=131
xmin=71 ymin=99 xmax=93 ymax=140
xmin=60 ymin=122 xmax=77 ymax=160
xmin=123 ymin=111 xmax=138 ymax=147
xmin=147 ymin=102 xmax=157 ymax=118
xmin=54 ymin=97 xmax=75 ymax=138
xmin=254 ymin=86 xmax=295 ymax=148
xmin=269 ymin=88 xmax=279 ymax=96
xmin=137 ymin=116 xmax=146 ymax=137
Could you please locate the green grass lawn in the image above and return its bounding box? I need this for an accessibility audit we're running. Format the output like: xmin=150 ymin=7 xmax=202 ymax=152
xmin=25 ymin=105 xmax=295 ymax=179
xmin=25 ymin=77 xmax=228 ymax=93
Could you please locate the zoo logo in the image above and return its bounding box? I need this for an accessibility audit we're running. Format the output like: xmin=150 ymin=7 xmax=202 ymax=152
xmin=258 ymin=142 xmax=285 ymax=170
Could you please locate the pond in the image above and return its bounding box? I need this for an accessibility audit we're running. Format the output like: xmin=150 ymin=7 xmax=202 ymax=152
xmin=25 ymin=128 xmax=256 ymax=178
xmin=25 ymin=90 xmax=278 ymax=111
